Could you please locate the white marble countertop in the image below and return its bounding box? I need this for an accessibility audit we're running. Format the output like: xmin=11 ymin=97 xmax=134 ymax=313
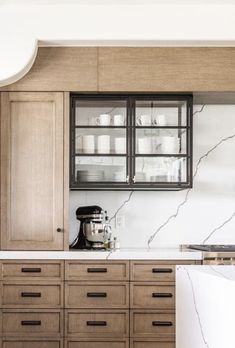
xmin=176 ymin=265 xmax=235 ymax=348
xmin=0 ymin=248 xmax=202 ymax=260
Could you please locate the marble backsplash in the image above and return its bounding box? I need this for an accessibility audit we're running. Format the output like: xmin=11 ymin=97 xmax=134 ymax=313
xmin=70 ymin=104 xmax=235 ymax=248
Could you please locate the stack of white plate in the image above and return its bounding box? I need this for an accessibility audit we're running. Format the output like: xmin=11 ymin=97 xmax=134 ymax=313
xmin=113 ymin=172 xmax=126 ymax=182
xmin=77 ymin=170 xmax=104 ymax=182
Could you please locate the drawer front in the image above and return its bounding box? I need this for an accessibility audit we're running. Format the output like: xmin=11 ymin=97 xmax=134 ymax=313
xmin=2 ymin=310 xmax=63 ymax=336
xmin=66 ymin=261 xmax=129 ymax=281
xmin=66 ymin=339 xmax=129 ymax=348
xmin=66 ymin=310 xmax=129 ymax=338
xmin=65 ymin=283 xmax=129 ymax=309
xmin=2 ymin=339 xmax=63 ymax=348
xmin=2 ymin=283 xmax=63 ymax=308
xmin=131 ymin=311 xmax=175 ymax=337
xmin=131 ymin=263 xmax=175 ymax=282
xmin=131 ymin=283 xmax=175 ymax=309
xmin=131 ymin=339 xmax=175 ymax=348
xmin=2 ymin=261 xmax=64 ymax=280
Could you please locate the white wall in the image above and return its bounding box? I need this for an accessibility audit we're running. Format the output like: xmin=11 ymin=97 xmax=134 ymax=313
xmin=70 ymin=104 xmax=235 ymax=248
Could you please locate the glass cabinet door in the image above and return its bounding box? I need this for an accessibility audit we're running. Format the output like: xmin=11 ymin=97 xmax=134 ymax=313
xmin=133 ymin=96 xmax=192 ymax=188
xmin=70 ymin=96 xmax=130 ymax=188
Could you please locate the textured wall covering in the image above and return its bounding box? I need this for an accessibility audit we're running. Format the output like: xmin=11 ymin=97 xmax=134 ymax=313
xmin=70 ymin=104 xmax=235 ymax=248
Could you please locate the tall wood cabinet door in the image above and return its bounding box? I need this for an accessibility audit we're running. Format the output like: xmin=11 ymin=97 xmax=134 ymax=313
xmin=1 ymin=92 xmax=64 ymax=250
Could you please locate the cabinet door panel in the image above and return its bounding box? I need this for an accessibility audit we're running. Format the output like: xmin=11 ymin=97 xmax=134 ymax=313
xmin=1 ymin=92 xmax=64 ymax=250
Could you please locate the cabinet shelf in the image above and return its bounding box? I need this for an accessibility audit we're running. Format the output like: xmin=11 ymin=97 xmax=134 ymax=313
xmin=70 ymin=93 xmax=193 ymax=190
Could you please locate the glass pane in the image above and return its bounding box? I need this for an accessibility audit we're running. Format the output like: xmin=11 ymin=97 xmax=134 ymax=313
xmin=75 ymin=128 xmax=126 ymax=155
xmin=135 ymin=157 xmax=187 ymax=183
xmin=136 ymin=128 xmax=187 ymax=155
xmin=75 ymin=99 xmax=127 ymax=126
xmin=135 ymin=100 xmax=187 ymax=127
xmin=75 ymin=156 xmax=127 ymax=182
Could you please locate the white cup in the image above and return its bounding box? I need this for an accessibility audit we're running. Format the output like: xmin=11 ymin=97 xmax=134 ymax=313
xmin=114 ymin=137 xmax=126 ymax=154
xmin=96 ymin=114 xmax=111 ymax=126
xmin=136 ymin=115 xmax=152 ymax=126
xmin=82 ymin=135 xmax=95 ymax=153
xmin=161 ymin=136 xmax=180 ymax=154
xmin=113 ymin=114 xmax=125 ymax=126
xmin=138 ymin=137 xmax=152 ymax=154
xmin=97 ymin=135 xmax=110 ymax=153
xmin=153 ymin=114 xmax=167 ymax=126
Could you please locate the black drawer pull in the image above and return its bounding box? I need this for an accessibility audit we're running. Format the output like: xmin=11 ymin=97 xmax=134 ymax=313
xmin=21 ymin=292 xmax=41 ymax=298
xmin=87 ymin=268 xmax=107 ymax=273
xmin=152 ymin=321 xmax=173 ymax=326
xmin=87 ymin=321 xmax=107 ymax=326
xmin=87 ymin=292 xmax=107 ymax=298
xmin=152 ymin=293 xmax=173 ymax=298
xmin=152 ymin=268 xmax=173 ymax=273
xmin=21 ymin=320 xmax=41 ymax=326
xmin=21 ymin=268 xmax=41 ymax=273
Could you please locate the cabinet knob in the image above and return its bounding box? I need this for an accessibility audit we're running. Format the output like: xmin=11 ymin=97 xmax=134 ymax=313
xmin=57 ymin=228 xmax=63 ymax=232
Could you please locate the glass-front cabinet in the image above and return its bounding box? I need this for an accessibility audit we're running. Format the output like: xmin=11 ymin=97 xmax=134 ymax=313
xmin=70 ymin=94 xmax=193 ymax=190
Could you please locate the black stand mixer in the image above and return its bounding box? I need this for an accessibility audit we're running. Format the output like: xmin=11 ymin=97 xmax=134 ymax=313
xmin=70 ymin=205 xmax=112 ymax=250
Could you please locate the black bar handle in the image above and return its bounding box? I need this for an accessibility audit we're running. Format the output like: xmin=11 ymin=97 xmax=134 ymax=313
xmin=21 ymin=320 xmax=41 ymax=326
xmin=152 ymin=268 xmax=173 ymax=273
xmin=87 ymin=268 xmax=107 ymax=273
xmin=152 ymin=293 xmax=173 ymax=298
xmin=21 ymin=292 xmax=41 ymax=298
xmin=87 ymin=292 xmax=107 ymax=298
xmin=87 ymin=321 xmax=107 ymax=326
xmin=21 ymin=268 xmax=41 ymax=273
xmin=152 ymin=321 xmax=173 ymax=326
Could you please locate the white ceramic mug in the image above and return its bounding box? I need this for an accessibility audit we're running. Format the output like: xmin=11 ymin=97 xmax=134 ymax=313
xmin=161 ymin=136 xmax=180 ymax=154
xmin=113 ymin=114 xmax=125 ymax=126
xmin=136 ymin=114 xmax=152 ymax=126
xmin=96 ymin=114 xmax=111 ymax=126
xmin=138 ymin=137 xmax=152 ymax=154
xmin=114 ymin=137 xmax=126 ymax=154
xmin=82 ymin=135 xmax=95 ymax=153
xmin=97 ymin=135 xmax=110 ymax=153
xmin=153 ymin=114 xmax=167 ymax=126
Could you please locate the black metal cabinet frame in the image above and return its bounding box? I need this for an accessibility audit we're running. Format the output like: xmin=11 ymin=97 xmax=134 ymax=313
xmin=70 ymin=93 xmax=193 ymax=191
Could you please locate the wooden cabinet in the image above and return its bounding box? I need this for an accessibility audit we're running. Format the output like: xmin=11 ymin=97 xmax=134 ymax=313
xmin=0 ymin=92 xmax=65 ymax=250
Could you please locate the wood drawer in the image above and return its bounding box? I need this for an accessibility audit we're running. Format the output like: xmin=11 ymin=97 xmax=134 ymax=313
xmin=2 ymin=338 xmax=63 ymax=348
xmin=130 ymin=283 xmax=175 ymax=309
xmin=131 ymin=310 xmax=175 ymax=337
xmin=65 ymin=282 xmax=129 ymax=309
xmin=131 ymin=262 xmax=176 ymax=282
xmin=65 ymin=338 xmax=129 ymax=348
xmin=130 ymin=338 xmax=175 ymax=348
xmin=65 ymin=309 xmax=129 ymax=338
xmin=2 ymin=261 xmax=64 ymax=280
xmin=65 ymin=261 xmax=129 ymax=281
xmin=2 ymin=282 xmax=63 ymax=308
xmin=2 ymin=309 xmax=63 ymax=337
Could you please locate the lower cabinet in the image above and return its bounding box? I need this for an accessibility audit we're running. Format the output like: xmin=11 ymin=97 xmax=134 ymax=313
xmin=0 ymin=259 xmax=198 ymax=348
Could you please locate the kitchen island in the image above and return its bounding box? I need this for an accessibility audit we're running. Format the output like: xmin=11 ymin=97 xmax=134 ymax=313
xmin=176 ymin=265 xmax=235 ymax=348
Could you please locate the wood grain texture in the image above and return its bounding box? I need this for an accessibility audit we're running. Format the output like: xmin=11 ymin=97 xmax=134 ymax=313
xmin=98 ymin=47 xmax=235 ymax=92
xmin=1 ymin=92 xmax=64 ymax=250
xmin=130 ymin=338 xmax=175 ymax=348
xmin=2 ymin=309 xmax=63 ymax=337
xmin=2 ymin=281 xmax=63 ymax=308
xmin=2 ymin=338 xmax=63 ymax=348
xmin=130 ymin=283 xmax=175 ymax=309
xmin=63 ymin=92 xmax=70 ymax=250
xmin=0 ymin=48 xmax=98 ymax=92
xmin=1 ymin=260 xmax=64 ymax=280
xmin=65 ymin=261 xmax=129 ymax=281
xmin=65 ymin=309 xmax=129 ymax=338
xmin=65 ymin=338 xmax=129 ymax=348
xmin=65 ymin=282 xmax=129 ymax=309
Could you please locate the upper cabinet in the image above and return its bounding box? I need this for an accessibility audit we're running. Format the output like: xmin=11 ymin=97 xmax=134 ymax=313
xmin=1 ymin=92 xmax=66 ymax=250
xmin=70 ymin=93 xmax=193 ymax=190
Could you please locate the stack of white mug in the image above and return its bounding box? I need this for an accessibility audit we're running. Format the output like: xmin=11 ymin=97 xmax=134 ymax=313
xmin=90 ymin=113 xmax=125 ymax=127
